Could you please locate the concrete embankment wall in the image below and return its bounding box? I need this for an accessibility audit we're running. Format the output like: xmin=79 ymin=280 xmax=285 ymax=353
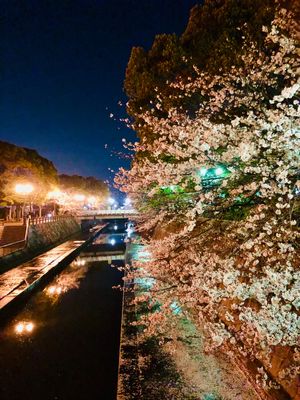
xmin=0 ymin=217 xmax=81 ymax=271
xmin=27 ymin=217 xmax=80 ymax=250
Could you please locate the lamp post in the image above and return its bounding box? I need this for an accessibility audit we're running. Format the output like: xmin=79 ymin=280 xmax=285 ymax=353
xmin=15 ymin=183 xmax=34 ymax=220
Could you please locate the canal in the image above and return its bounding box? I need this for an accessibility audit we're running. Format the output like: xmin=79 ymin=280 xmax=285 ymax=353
xmin=0 ymin=221 xmax=128 ymax=400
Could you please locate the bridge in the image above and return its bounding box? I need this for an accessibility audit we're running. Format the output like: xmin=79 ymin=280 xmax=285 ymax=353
xmin=76 ymin=209 xmax=138 ymax=220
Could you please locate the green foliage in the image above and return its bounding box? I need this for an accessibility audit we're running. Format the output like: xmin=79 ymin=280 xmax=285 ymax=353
xmin=124 ymin=0 xmax=277 ymax=141
xmin=181 ymin=0 xmax=275 ymax=71
xmin=59 ymin=174 xmax=109 ymax=198
xmin=0 ymin=140 xmax=58 ymax=205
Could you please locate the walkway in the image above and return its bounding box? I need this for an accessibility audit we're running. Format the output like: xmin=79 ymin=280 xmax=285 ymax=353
xmin=0 ymin=240 xmax=84 ymax=310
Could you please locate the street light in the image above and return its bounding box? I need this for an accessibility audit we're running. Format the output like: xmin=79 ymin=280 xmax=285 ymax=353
xmin=15 ymin=183 xmax=34 ymax=195
xmin=73 ymin=194 xmax=85 ymax=202
xmin=47 ymin=189 xmax=62 ymax=200
xmin=88 ymin=196 xmax=96 ymax=204
xmin=15 ymin=183 xmax=34 ymax=219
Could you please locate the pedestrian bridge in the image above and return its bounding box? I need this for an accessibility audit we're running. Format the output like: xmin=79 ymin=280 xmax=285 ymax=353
xmin=76 ymin=209 xmax=138 ymax=220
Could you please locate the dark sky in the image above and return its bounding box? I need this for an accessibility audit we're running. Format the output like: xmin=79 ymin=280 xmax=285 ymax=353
xmin=1 ymin=0 xmax=197 ymax=189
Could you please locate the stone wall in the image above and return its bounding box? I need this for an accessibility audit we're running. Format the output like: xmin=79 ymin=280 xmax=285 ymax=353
xmin=27 ymin=217 xmax=80 ymax=251
xmin=0 ymin=217 xmax=81 ymax=271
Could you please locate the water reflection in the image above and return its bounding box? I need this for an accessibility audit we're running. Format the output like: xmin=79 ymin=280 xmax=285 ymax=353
xmin=94 ymin=233 xmax=126 ymax=245
xmin=44 ymin=258 xmax=89 ymax=297
xmin=46 ymin=285 xmax=63 ymax=296
xmin=15 ymin=321 xmax=35 ymax=335
xmin=1 ymin=223 xmax=126 ymax=399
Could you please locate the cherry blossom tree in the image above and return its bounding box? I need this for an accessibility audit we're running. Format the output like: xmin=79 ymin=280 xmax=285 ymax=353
xmin=117 ymin=7 xmax=299 ymax=396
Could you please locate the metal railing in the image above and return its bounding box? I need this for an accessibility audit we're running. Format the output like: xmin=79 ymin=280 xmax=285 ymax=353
xmin=0 ymin=218 xmax=23 ymax=226
xmin=77 ymin=209 xmax=137 ymax=216
xmin=0 ymin=218 xmax=29 ymax=257
xmin=0 ymin=215 xmax=74 ymax=257
xmin=0 ymin=239 xmax=27 ymax=257
xmin=28 ymin=214 xmax=73 ymax=226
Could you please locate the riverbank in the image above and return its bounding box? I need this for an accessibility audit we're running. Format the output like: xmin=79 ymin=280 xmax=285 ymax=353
xmin=0 ymin=224 xmax=106 ymax=323
xmin=118 ymin=242 xmax=259 ymax=400
xmin=0 ymin=216 xmax=81 ymax=273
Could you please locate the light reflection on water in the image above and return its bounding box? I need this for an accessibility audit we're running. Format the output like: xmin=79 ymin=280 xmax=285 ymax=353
xmin=44 ymin=258 xmax=89 ymax=298
xmin=94 ymin=233 xmax=126 ymax=245
xmin=2 ymin=226 xmax=125 ymax=400
xmin=15 ymin=321 xmax=34 ymax=335
xmin=11 ymin=229 xmax=129 ymax=341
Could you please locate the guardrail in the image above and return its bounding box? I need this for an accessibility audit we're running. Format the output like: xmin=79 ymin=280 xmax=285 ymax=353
xmin=0 ymin=219 xmax=23 ymax=226
xmin=0 ymin=215 xmax=74 ymax=257
xmin=77 ymin=209 xmax=137 ymax=216
xmin=0 ymin=239 xmax=26 ymax=257
xmin=0 ymin=218 xmax=29 ymax=257
xmin=28 ymin=214 xmax=73 ymax=226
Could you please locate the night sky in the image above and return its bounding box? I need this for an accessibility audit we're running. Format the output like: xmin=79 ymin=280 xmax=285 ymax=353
xmin=2 ymin=0 xmax=197 ymax=190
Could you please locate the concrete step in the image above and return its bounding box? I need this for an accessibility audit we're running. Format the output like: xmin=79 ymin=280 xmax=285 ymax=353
xmin=0 ymin=225 xmax=26 ymax=246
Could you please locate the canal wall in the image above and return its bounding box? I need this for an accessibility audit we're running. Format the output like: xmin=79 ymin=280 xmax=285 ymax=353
xmin=27 ymin=216 xmax=80 ymax=250
xmin=0 ymin=224 xmax=106 ymax=323
xmin=0 ymin=217 xmax=81 ymax=272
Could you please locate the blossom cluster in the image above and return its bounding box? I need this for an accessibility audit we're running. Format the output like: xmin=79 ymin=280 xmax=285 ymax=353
xmin=116 ymin=8 xmax=300 ymax=395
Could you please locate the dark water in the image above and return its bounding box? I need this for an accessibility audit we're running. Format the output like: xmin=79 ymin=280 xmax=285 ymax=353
xmin=0 ymin=225 xmax=126 ymax=400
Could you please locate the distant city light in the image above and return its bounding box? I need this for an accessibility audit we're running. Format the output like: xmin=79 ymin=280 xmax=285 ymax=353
xmin=73 ymin=259 xmax=85 ymax=266
xmin=124 ymin=197 xmax=131 ymax=206
xmin=110 ymin=238 xmax=116 ymax=245
xmin=114 ymin=225 xmax=118 ymax=230
xmin=15 ymin=183 xmax=34 ymax=195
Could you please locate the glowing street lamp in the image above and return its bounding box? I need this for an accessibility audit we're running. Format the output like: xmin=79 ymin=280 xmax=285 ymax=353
xmin=87 ymin=196 xmax=96 ymax=204
xmin=15 ymin=183 xmax=34 ymax=219
xmin=47 ymin=189 xmax=62 ymax=200
xmin=73 ymin=194 xmax=85 ymax=202
xmin=15 ymin=183 xmax=34 ymax=195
